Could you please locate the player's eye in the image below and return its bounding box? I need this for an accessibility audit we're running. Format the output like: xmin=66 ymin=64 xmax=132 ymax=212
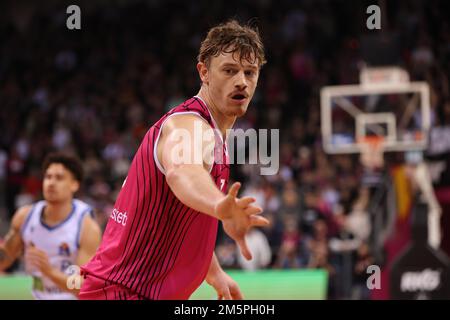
xmin=224 ymin=69 xmax=235 ymax=75
xmin=245 ymin=70 xmax=255 ymax=77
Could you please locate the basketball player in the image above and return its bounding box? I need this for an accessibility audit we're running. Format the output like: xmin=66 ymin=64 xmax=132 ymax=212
xmin=0 ymin=153 xmax=102 ymax=299
xmin=79 ymin=20 xmax=269 ymax=300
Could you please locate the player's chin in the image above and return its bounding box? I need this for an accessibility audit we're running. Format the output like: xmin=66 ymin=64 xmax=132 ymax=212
xmin=226 ymin=103 xmax=249 ymax=117
xmin=226 ymin=109 xmax=245 ymax=118
xmin=43 ymin=191 xmax=53 ymax=199
xmin=43 ymin=192 xmax=60 ymax=203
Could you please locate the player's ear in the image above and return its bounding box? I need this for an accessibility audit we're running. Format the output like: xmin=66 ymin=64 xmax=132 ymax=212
xmin=71 ymin=180 xmax=80 ymax=194
xmin=197 ymin=62 xmax=209 ymax=85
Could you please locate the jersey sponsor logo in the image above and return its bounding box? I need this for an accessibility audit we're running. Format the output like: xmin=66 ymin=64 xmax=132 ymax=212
xmin=110 ymin=208 xmax=128 ymax=226
xmin=32 ymin=276 xmax=63 ymax=294
xmin=58 ymin=242 xmax=71 ymax=257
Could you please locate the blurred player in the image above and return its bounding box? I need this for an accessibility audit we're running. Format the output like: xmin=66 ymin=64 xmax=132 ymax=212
xmin=0 ymin=153 xmax=102 ymax=299
xmin=79 ymin=20 xmax=268 ymax=300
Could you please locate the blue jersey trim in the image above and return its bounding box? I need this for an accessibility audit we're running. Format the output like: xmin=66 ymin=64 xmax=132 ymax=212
xmin=39 ymin=201 xmax=77 ymax=231
xmin=75 ymin=207 xmax=93 ymax=249
xmin=20 ymin=204 xmax=37 ymax=236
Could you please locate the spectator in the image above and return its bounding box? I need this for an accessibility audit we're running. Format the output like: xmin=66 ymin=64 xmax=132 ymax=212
xmin=275 ymin=215 xmax=302 ymax=268
xmin=237 ymin=228 xmax=272 ymax=271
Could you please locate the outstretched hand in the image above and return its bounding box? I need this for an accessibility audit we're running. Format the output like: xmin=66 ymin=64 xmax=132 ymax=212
xmin=214 ymin=182 xmax=269 ymax=260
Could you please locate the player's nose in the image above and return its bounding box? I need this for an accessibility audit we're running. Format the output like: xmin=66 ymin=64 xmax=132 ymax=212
xmin=234 ymin=71 xmax=248 ymax=90
xmin=45 ymin=178 xmax=55 ymax=186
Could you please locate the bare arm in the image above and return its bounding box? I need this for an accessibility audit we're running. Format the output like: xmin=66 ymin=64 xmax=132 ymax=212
xmin=76 ymin=215 xmax=102 ymax=267
xmin=205 ymin=253 xmax=243 ymax=300
xmin=159 ymin=114 xmax=225 ymax=217
xmin=158 ymin=114 xmax=269 ymax=259
xmin=206 ymin=253 xmax=223 ymax=283
xmin=0 ymin=206 xmax=30 ymax=271
xmin=26 ymin=214 xmax=102 ymax=296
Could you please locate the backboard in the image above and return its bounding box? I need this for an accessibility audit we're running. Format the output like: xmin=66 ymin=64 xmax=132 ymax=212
xmin=320 ymin=67 xmax=431 ymax=154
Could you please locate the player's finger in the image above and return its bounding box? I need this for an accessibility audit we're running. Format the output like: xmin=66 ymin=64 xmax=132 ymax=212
xmin=223 ymin=288 xmax=232 ymax=300
xmin=31 ymin=258 xmax=43 ymax=268
xmin=24 ymin=254 xmax=33 ymax=262
xmin=30 ymin=250 xmax=44 ymax=259
xmin=236 ymin=197 xmax=255 ymax=208
xmin=26 ymin=257 xmax=38 ymax=267
xmin=244 ymin=205 xmax=263 ymax=215
xmin=27 ymin=250 xmax=42 ymax=261
xmin=27 ymin=247 xmax=37 ymax=254
xmin=237 ymin=238 xmax=252 ymax=260
xmin=249 ymin=215 xmax=270 ymax=227
xmin=228 ymin=182 xmax=241 ymax=198
xmin=28 ymin=250 xmax=44 ymax=261
xmin=25 ymin=251 xmax=37 ymax=260
xmin=36 ymin=255 xmax=46 ymax=264
xmin=231 ymin=286 xmax=243 ymax=300
xmin=34 ymin=248 xmax=46 ymax=256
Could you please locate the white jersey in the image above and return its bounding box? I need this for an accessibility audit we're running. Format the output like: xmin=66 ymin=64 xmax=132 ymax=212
xmin=21 ymin=198 xmax=93 ymax=300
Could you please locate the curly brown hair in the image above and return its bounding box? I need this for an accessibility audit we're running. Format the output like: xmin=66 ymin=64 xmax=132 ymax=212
xmin=198 ymin=20 xmax=266 ymax=68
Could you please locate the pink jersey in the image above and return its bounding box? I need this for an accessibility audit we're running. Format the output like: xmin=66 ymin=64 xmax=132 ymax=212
xmin=81 ymin=96 xmax=229 ymax=299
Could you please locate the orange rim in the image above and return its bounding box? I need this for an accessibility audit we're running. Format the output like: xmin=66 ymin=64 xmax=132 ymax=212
xmin=357 ymin=136 xmax=385 ymax=151
xmin=357 ymin=136 xmax=385 ymax=144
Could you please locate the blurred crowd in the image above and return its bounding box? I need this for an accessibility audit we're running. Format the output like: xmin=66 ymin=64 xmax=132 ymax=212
xmin=1 ymin=0 xmax=449 ymax=299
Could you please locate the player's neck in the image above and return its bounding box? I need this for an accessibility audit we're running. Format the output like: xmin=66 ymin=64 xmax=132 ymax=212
xmin=196 ymin=89 xmax=236 ymax=139
xmin=43 ymin=200 xmax=73 ymax=225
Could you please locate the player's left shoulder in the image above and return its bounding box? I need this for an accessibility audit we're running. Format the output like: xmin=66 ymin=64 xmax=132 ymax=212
xmin=73 ymin=198 xmax=95 ymax=217
xmin=73 ymin=198 xmax=91 ymax=208
xmin=73 ymin=198 xmax=101 ymax=240
xmin=79 ymin=211 xmax=102 ymax=247
xmin=81 ymin=214 xmax=101 ymax=235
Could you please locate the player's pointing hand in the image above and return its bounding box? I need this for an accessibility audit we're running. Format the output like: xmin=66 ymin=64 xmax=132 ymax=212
xmin=214 ymin=182 xmax=270 ymax=260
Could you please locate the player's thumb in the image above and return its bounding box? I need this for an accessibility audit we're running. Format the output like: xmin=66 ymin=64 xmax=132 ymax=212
xmin=228 ymin=182 xmax=241 ymax=198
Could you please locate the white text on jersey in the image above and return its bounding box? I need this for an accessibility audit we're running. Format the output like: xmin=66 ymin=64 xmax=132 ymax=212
xmin=111 ymin=208 xmax=128 ymax=226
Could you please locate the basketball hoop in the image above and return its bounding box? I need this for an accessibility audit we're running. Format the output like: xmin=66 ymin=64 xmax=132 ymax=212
xmin=358 ymin=136 xmax=385 ymax=169
xmin=320 ymin=66 xmax=430 ymax=155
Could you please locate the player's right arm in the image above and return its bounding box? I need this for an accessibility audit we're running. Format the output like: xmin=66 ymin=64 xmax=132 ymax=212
xmin=158 ymin=114 xmax=269 ymax=259
xmin=0 ymin=206 xmax=31 ymax=271
xmin=159 ymin=114 xmax=226 ymax=217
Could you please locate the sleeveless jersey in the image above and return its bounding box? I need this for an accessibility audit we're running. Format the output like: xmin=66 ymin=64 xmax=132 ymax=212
xmin=81 ymin=96 xmax=230 ymax=300
xmin=21 ymin=198 xmax=93 ymax=300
